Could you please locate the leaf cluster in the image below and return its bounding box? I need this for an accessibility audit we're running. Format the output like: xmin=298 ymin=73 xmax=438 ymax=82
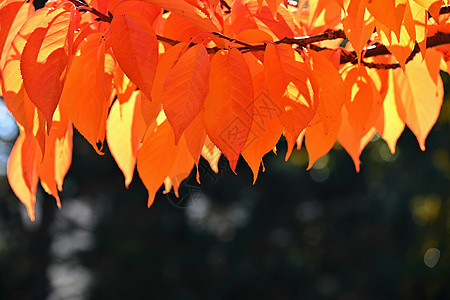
xmin=0 ymin=0 xmax=449 ymax=220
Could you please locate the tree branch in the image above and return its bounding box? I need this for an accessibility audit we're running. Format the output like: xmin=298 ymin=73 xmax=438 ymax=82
xmin=69 ymin=1 xmax=450 ymax=69
xmin=220 ymin=0 xmax=231 ymax=13
xmin=340 ymin=32 xmax=450 ymax=68
xmin=68 ymin=0 xmax=112 ymax=22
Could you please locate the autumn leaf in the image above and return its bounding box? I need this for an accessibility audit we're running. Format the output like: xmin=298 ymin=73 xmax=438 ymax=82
xmin=111 ymin=3 xmax=158 ymax=101
xmin=242 ymin=72 xmax=283 ymax=183
xmin=163 ymin=136 xmax=195 ymax=197
xmin=305 ymin=114 xmax=341 ymax=170
xmin=338 ymin=107 xmax=376 ymax=172
xmin=0 ymin=0 xmax=26 ymax=62
xmin=162 ymin=44 xmax=210 ymax=143
xmin=7 ymin=126 xmax=39 ymax=221
xmin=59 ymin=32 xmax=114 ymax=153
xmin=38 ymin=108 xmax=73 ymax=207
xmin=20 ymin=6 xmax=75 ymax=126
xmin=342 ymin=0 xmax=375 ymax=62
xmin=309 ymin=50 xmax=345 ymax=132
xmin=2 ymin=0 xmax=450 ymax=220
xmin=183 ymin=112 xmax=207 ymax=164
xmin=375 ymin=69 xmax=405 ymax=154
xmin=106 ymin=91 xmax=142 ymax=187
xmin=394 ymin=49 xmax=443 ymax=150
xmin=137 ymin=119 xmax=188 ymax=207
xmin=264 ymin=43 xmax=318 ymax=146
xmin=203 ymin=48 xmax=254 ymax=171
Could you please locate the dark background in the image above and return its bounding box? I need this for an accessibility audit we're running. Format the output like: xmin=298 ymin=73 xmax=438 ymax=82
xmin=1 ymin=1 xmax=450 ymax=299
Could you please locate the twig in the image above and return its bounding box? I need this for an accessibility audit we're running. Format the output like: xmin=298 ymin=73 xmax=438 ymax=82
xmin=340 ymin=32 xmax=450 ymax=68
xmin=68 ymin=0 xmax=112 ymax=23
xmin=276 ymin=30 xmax=346 ymax=46
xmin=212 ymin=32 xmax=255 ymax=48
xmin=68 ymin=1 xmax=450 ymax=70
xmin=220 ymin=0 xmax=231 ymax=13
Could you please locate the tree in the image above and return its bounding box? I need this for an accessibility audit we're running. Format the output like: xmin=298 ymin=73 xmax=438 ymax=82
xmin=0 ymin=0 xmax=449 ymax=221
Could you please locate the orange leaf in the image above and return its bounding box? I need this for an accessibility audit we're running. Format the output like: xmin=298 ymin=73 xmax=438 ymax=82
xmin=342 ymin=0 xmax=375 ymax=61
xmin=309 ymin=50 xmax=345 ymax=132
xmin=137 ymin=120 xmax=180 ymax=207
xmin=1 ymin=8 xmax=48 ymax=152
xmin=1 ymin=8 xmax=45 ymax=127
xmin=230 ymin=0 xmax=259 ymax=34
xmin=253 ymin=4 xmax=296 ymax=39
xmin=20 ymin=6 xmax=74 ymax=126
xmin=163 ymin=12 xmax=202 ymax=42
xmin=7 ymin=126 xmax=39 ymax=221
xmin=184 ymin=113 xmax=207 ymax=164
xmin=376 ymin=2 xmax=417 ymax=69
xmin=265 ymin=0 xmax=284 ymax=15
xmin=306 ymin=0 xmax=342 ymax=35
xmin=412 ymin=0 xmax=442 ymax=21
xmin=114 ymin=64 xmax=136 ymax=105
xmin=163 ymin=44 xmax=210 ymax=143
xmin=344 ymin=67 xmax=383 ymax=135
xmin=264 ymin=43 xmax=318 ymax=145
xmin=151 ymin=42 xmax=188 ymax=104
xmin=305 ymin=114 xmax=340 ymax=170
xmin=236 ymin=29 xmax=273 ymax=45
xmin=110 ymin=0 xmax=162 ymax=25
xmin=242 ymin=72 xmax=283 ymax=183
xmin=203 ymin=48 xmax=254 ymax=171
xmin=142 ymin=0 xmax=220 ymax=33
xmin=337 ymin=107 xmax=376 ymax=172
xmin=139 ymin=92 xmax=162 ymax=137
xmin=364 ymin=0 xmax=406 ymax=39
xmin=59 ymin=33 xmax=114 ymax=153
xmin=38 ymin=109 xmax=73 ymax=207
xmin=0 ymin=0 xmax=26 ymax=62
xmin=111 ymin=4 xmax=158 ymax=101
xmin=163 ymin=136 xmax=195 ymax=197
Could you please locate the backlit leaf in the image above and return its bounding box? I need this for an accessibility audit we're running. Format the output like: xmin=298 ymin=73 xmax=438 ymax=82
xmin=59 ymin=33 xmax=114 ymax=153
xmin=20 ymin=6 xmax=74 ymax=126
xmin=7 ymin=126 xmax=39 ymax=221
xmin=305 ymin=114 xmax=340 ymax=170
xmin=162 ymin=44 xmax=210 ymax=143
xmin=264 ymin=43 xmax=318 ymax=145
xmin=242 ymin=72 xmax=283 ymax=183
xmin=137 ymin=120 xmax=180 ymax=207
xmin=203 ymin=48 xmax=254 ymax=171
xmin=394 ymin=49 xmax=443 ymax=150
xmin=107 ymin=91 xmax=142 ymax=187
xmin=111 ymin=4 xmax=158 ymax=100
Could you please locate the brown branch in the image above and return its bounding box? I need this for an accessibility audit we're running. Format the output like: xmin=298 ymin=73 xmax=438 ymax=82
xmin=68 ymin=0 xmax=112 ymax=23
xmin=212 ymin=32 xmax=256 ymax=48
xmin=340 ymin=32 xmax=450 ymax=68
xmin=155 ymin=35 xmax=180 ymax=46
xmin=220 ymin=0 xmax=231 ymax=13
xmin=68 ymin=1 xmax=450 ymax=70
xmin=276 ymin=30 xmax=346 ymax=46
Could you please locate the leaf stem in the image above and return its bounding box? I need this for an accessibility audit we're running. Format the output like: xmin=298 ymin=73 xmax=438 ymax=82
xmin=68 ymin=0 xmax=112 ymax=23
